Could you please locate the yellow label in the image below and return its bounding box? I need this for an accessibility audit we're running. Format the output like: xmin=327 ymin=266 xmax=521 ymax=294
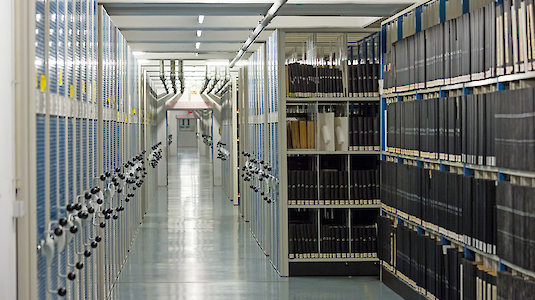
xmin=59 ymin=69 xmax=63 ymax=86
xmin=40 ymin=75 xmax=46 ymax=92
xmin=107 ymin=98 xmax=110 ymax=104
xmin=82 ymin=81 xmax=85 ymax=93
xmin=70 ymin=85 xmax=74 ymax=98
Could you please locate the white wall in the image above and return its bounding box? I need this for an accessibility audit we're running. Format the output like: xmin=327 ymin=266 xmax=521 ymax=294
xmin=1 ymin=0 xmax=17 ymax=298
xmin=176 ymin=119 xmax=197 ymax=147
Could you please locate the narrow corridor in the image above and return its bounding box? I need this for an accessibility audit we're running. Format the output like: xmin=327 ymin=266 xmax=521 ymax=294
xmin=113 ymin=148 xmax=402 ymax=300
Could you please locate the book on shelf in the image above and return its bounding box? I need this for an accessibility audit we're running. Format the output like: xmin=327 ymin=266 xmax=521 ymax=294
xmin=349 ymin=102 xmax=380 ymax=151
xmin=383 ymin=1 xmax=535 ymax=92
xmin=380 ymin=160 xmax=497 ymax=254
xmin=385 ymin=90 xmax=530 ymax=167
xmin=498 ymin=271 xmax=535 ymax=299
xmin=319 ymin=170 xmax=348 ymax=201
xmin=380 ymin=216 xmax=499 ymax=300
xmin=289 ymin=223 xmax=318 ymax=255
xmin=350 ymin=169 xmax=379 ymax=202
xmin=288 ymin=170 xmax=317 ymax=201
xmin=497 ymin=181 xmax=535 ymax=273
xmin=287 ymin=118 xmax=316 ymax=150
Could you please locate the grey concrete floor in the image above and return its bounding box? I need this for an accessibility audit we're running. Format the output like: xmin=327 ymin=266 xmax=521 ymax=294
xmin=112 ymin=148 xmax=403 ymax=300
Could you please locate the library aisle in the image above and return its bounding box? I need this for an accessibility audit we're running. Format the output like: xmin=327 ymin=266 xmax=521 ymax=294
xmin=111 ymin=148 xmax=402 ymax=300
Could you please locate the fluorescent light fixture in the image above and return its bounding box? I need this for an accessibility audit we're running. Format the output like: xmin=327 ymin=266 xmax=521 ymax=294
xmin=196 ymin=30 xmax=202 ymax=38
xmin=133 ymin=51 xmax=145 ymax=56
xmin=198 ymin=15 xmax=205 ymax=24
xmin=195 ymin=42 xmax=200 ymax=49
xmin=138 ymin=59 xmax=150 ymax=64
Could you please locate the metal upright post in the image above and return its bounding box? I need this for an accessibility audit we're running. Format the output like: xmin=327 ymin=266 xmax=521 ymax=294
xmin=96 ymin=5 xmax=105 ymax=300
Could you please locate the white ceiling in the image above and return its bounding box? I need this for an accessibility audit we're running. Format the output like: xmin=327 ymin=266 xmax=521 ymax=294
xmin=102 ymin=0 xmax=417 ymax=61
xmin=100 ymin=0 xmax=417 ymax=93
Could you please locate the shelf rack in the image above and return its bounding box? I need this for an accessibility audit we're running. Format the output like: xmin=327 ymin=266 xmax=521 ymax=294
xmin=240 ymin=29 xmax=382 ymax=277
xmin=281 ymin=30 xmax=382 ymax=276
xmin=378 ymin=0 xmax=535 ymax=296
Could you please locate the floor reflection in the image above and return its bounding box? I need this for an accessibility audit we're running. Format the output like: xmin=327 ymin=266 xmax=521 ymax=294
xmin=111 ymin=148 xmax=402 ymax=300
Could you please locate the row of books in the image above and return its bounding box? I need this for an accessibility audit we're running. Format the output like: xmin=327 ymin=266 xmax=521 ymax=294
xmin=285 ymin=63 xmax=379 ymax=98
xmin=289 ymin=223 xmax=318 ymax=254
xmin=286 ymin=63 xmax=344 ymax=98
xmin=287 ymin=169 xmax=379 ymax=201
xmin=384 ymin=1 xmax=535 ymax=91
xmin=494 ymin=88 xmax=535 ymax=172
xmin=381 ymin=161 xmax=497 ymax=254
xmin=349 ymin=115 xmax=380 ymax=149
xmin=379 ymin=216 xmax=498 ymax=300
xmin=497 ymin=181 xmax=535 ymax=272
xmin=288 ymin=170 xmax=317 ymax=200
xmin=348 ymin=33 xmax=380 ymax=97
xmin=386 ymin=87 xmax=535 ymax=171
xmin=386 ymin=94 xmax=497 ymax=165
xmin=347 ymin=62 xmax=379 ymax=97
xmin=288 ymin=223 xmax=377 ymax=255
xmin=319 ymin=170 xmax=348 ymax=201
xmin=350 ymin=170 xmax=379 ymax=201
xmin=395 ymin=221 xmax=465 ymax=300
xmin=461 ymin=256 xmax=497 ymax=300
xmin=498 ymin=271 xmax=535 ymax=299
xmin=320 ymin=225 xmax=378 ymax=254
xmin=287 ymin=119 xmax=315 ymax=149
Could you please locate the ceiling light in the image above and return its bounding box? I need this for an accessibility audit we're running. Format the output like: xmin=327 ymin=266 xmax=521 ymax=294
xmin=133 ymin=51 xmax=145 ymax=56
xmin=198 ymin=15 xmax=204 ymax=24
xmin=197 ymin=30 xmax=202 ymax=38
xmin=195 ymin=42 xmax=200 ymax=49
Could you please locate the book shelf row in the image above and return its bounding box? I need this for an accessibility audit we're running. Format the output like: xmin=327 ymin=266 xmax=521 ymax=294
xmin=287 ymin=169 xmax=379 ymax=202
xmin=383 ymin=156 xmax=535 ymax=274
xmin=383 ymin=0 xmax=535 ymax=93
xmin=288 ymin=208 xmax=378 ymax=260
xmin=379 ymin=215 xmax=499 ymax=300
xmin=288 ymin=200 xmax=380 ymax=207
xmin=286 ymin=102 xmax=379 ymax=151
xmin=381 ymin=160 xmax=497 ymax=254
xmin=381 ymin=204 xmax=535 ymax=283
xmin=380 ymin=210 xmax=535 ymax=300
xmin=386 ymin=87 xmax=535 ymax=172
xmin=285 ymin=32 xmax=379 ymax=98
xmin=288 ymin=223 xmax=378 ymax=257
xmin=382 ymin=152 xmax=535 ymax=183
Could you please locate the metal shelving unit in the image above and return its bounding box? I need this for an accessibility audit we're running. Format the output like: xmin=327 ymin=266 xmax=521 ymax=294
xmin=239 ymin=29 xmax=383 ymax=276
xmin=378 ymin=0 xmax=535 ymax=296
xmin=21 ymin=3 xmax=158 ymax=299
